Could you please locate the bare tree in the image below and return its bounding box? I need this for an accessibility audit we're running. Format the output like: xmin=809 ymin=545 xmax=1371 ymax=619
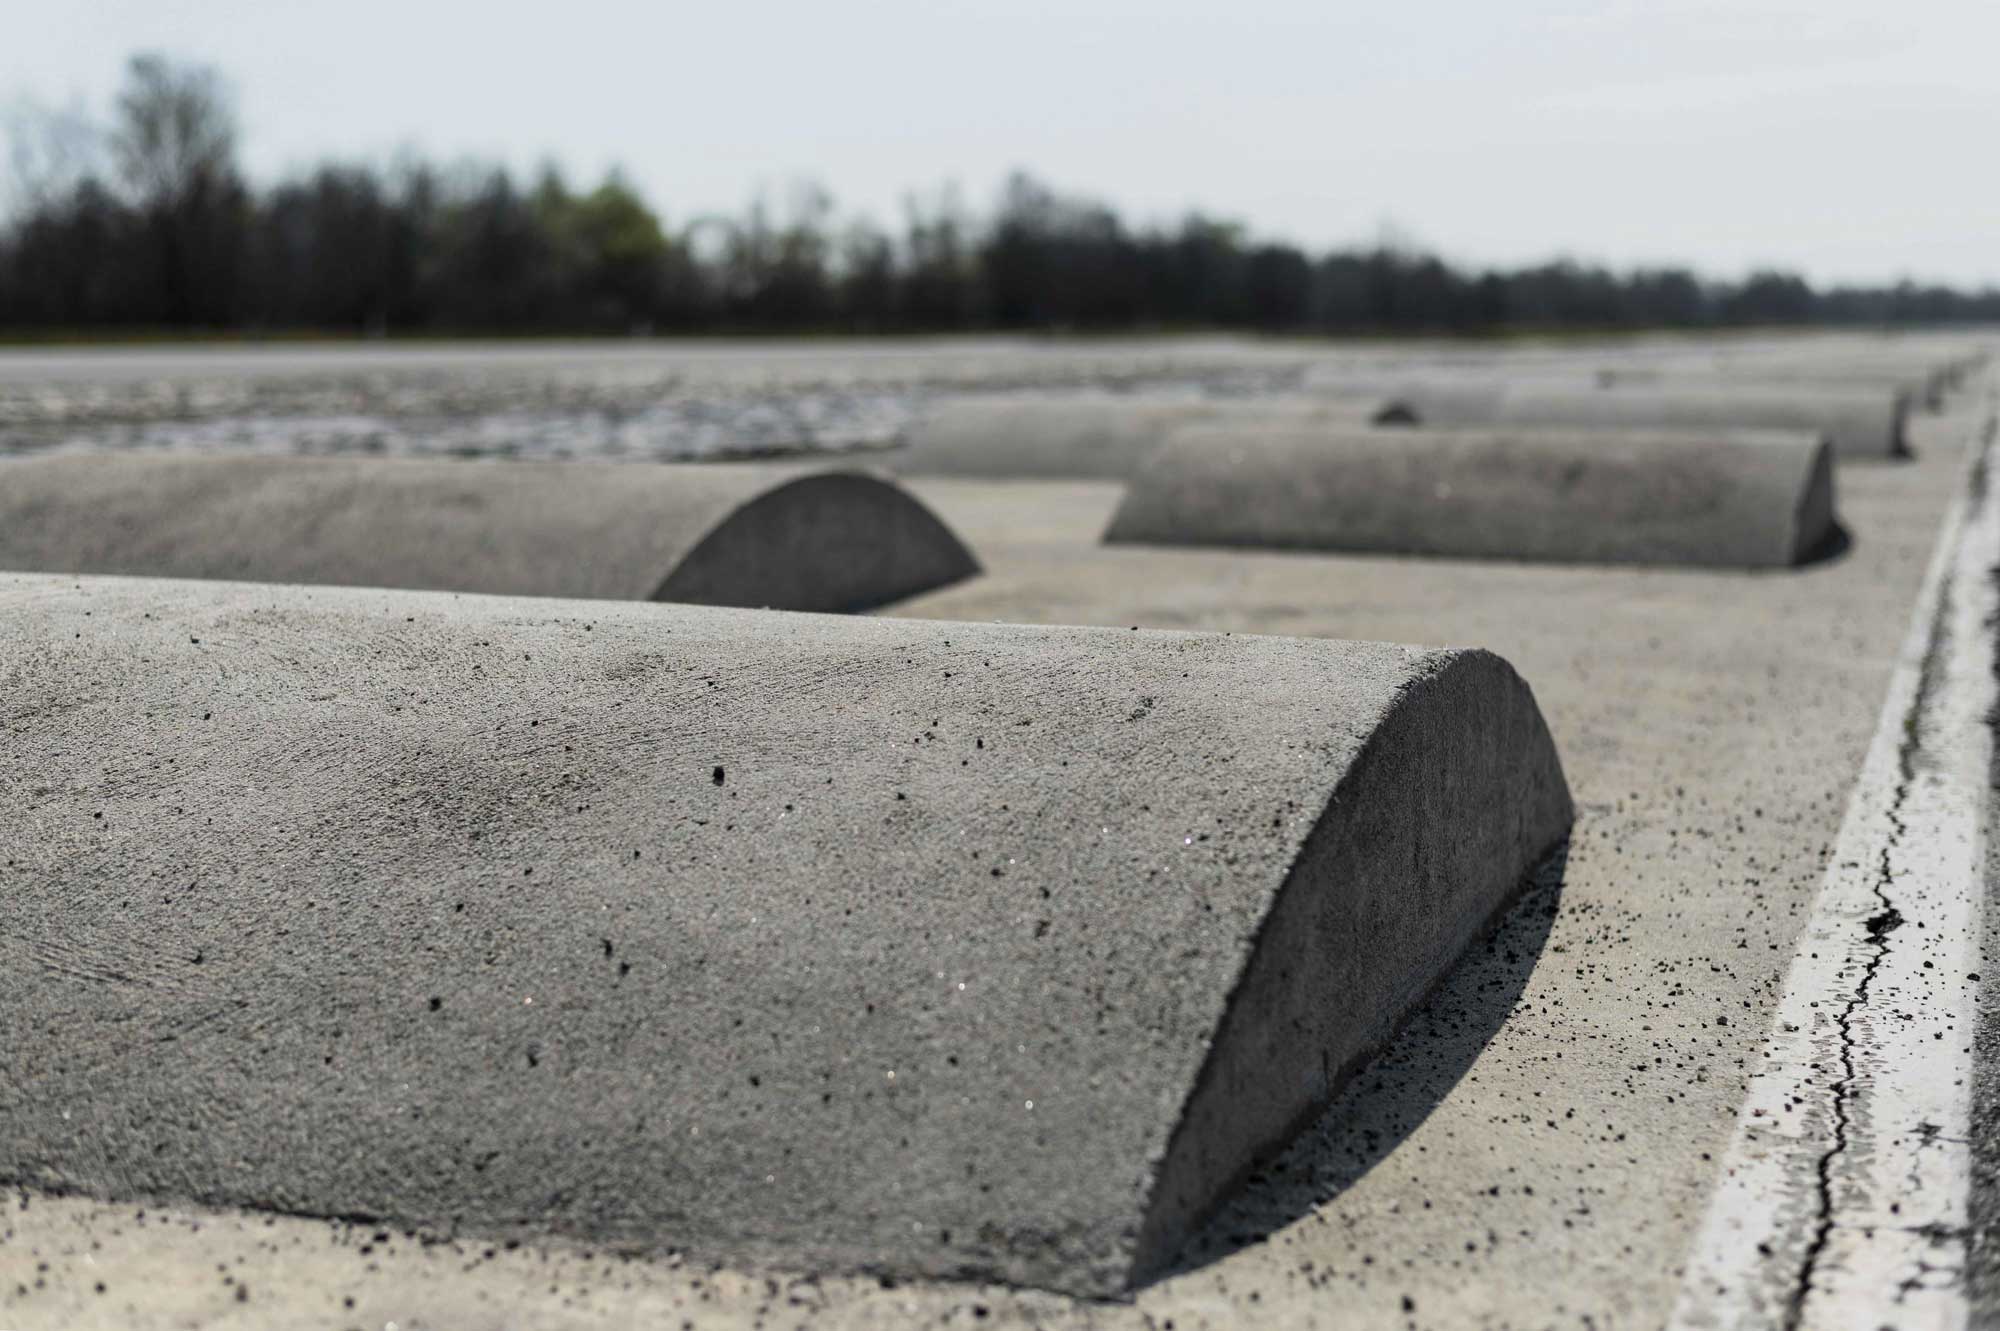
xmin=110 ymin=54 xmax=237 ymax=210
xmin=108 ymin=53 xmax=245 ymax=324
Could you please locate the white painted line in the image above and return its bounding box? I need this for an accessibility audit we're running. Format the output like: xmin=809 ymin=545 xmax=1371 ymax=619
xmin=1670 ymin=409 xmax=1999 ymax=1330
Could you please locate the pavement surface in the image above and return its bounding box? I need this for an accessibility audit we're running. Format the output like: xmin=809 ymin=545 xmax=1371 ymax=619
xmin=0 ymin=338 xmax=1311 ymax=462
xmin=0 ymin=333 xmax=1944 ymax=464
xmin=1671 ymin=410 xmax=1997 ymax=1329
xmin=1974 ymin=615 xmax=2000 ymax=1324
xmin=892 ymin=394 xmax=1391 ymax=480
xmin=0 ymin=334 xmax=1994 ymax=1329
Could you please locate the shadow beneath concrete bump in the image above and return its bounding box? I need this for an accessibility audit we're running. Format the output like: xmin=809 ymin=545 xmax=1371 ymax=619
xmin=1799 ymin=519 xmax=1854 ymax=568
xmin=1155 ymin=844 xmax=1569 ymax=1283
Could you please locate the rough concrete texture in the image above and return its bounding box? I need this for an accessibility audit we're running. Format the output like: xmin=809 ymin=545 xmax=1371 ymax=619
xmin=0 ymin=339 xmax=1319 ymax=463
xmin=0 ymin=336 xmax=1299 ymax=388
xmin=0 ymin=578 xmax=1571 ymax=1298
xmin=1 ymin=395 xmax=1976 ymax=1331
xmin=0 ymin=453 xmax=978 ymax=612
xmin=1384 ymin=381 xmax=1908 ymax=460
xmin=892 ymin=394 xmax=1391 ymax=479
xmin=1971 ymin=603 xmax=2000 ymax=1322
xmin=1 ymin=340 xmax=1992 ymax=1331
xmin=1 ymin=335 xmax=1976 ymax=465
xmin=1104 ymin=425 xmax=1836 ymax=568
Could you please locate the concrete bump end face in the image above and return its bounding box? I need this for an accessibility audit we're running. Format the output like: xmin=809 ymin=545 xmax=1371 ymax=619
xmin=1794 ymin=441 xmax=1840 ymax=563
xmin=655 ymin=468 xmax=981 ymax=612
xmin=0 ymin=578 xmax=1570 ymax=1300
xmin=1889 ymin=388 xmax=1916 ymax=458
xmin=1126 ymin=646 xmax=1574 ymax=1287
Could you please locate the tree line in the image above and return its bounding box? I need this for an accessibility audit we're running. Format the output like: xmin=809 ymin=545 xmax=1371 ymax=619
xmin=5 ymin=55 xmax=1997 ymax=336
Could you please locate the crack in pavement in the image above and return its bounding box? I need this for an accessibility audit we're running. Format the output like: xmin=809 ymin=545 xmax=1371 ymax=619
xmin=1782 ymin=483 xmax=1969 ymax=1330
xmin=1666 ymin=381 xmax=1997 ymax=1331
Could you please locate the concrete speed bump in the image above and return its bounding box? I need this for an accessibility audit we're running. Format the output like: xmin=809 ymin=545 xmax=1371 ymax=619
xmin=1385 ymin=382 xmax=1908 ymax=460
xmin=0 ymin=574 xmax=1572 ymax=1297
xmin=1585 ymin=345 xmax=1995 ymax=409
xmin=0 ymin=453 xmax=978 ymax=611
xmin=1691 ymin=346 xmax=1989 ymax=407
xmin=1105 ymin=426 xmax=1837 ymax=569
xmin=1593 ymin=361 xmax=1948 ymax=410
xmin=894 ymin=393 xmax=1394 ymax=479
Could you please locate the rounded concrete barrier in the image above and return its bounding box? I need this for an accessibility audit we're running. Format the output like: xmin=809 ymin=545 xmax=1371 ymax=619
xmin=894 ymin=393 xmax=1394 ymax=479
xmin=0 ymin=574 xmax=1571 ymax=1297
xmin=1384 ymin=382 xmax=1908 ymax=460
xmin=1589 ymin=358 xmax=1959 ymax=410
xmin=1104 ymin=425 xmax=1837 ymax=569
xmin=1718 ymin=346 xmax=1989 ymax=403
xmin=0 ymin=454 xmax=978 ymax=611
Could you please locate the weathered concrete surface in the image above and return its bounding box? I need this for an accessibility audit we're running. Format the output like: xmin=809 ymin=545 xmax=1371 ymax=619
xmin=1105 ymin=425 xmax=1835 ymax=568
xmin=0 ymin=578 xmax=1570 ymax=1298
xmin=1667 ymin=413 xmax=1997 ymax=1328
xmin=4 ymin=335 xmax=1978 ymax=465
xmin=1385 ymin=381 xmax=1908 ymax=460
xmin=892 ymin=394 xmax=1391 ymax=479
xmin=0 ymin=336 xmax=1299 ymax=386
xmin=0 ymin=338 xmax=1319 ymax=463
xmin=1970 ymin=623 xmax=2000 ymax=1322
xmin=1 ymin=350 xmax=1988 ymax=1331
xmin=0 ymin=454 xmax=978 ymax=612
xmin=1 ymin=396 xmax=1974 ymax=1331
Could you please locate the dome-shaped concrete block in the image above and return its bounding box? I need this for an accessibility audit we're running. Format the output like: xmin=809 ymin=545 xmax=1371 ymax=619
xmin=1597 ymin=344 xmax=1990 ymax=410
xmin=1384 ymin=382 xmax=1907 ymax=460
xmin=1105 ymin=425 xmax=1836 ymax=569
xmin=651 ymin=470 xmax=981 ymax=611
xmin=0 ymin=575 xmax=1572 ymax=1298
xmin=0 ymin=454 xmax=978 ymax=612
xmin=1593 ymin=360 xmax=1944 ymax=410
xmin=893 ymin=394 xmax=1393 ymax=480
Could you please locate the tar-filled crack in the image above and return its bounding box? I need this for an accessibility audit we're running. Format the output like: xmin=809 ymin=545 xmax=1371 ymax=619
xmin=1781 ymin=564 xmax=1956 ymax=1331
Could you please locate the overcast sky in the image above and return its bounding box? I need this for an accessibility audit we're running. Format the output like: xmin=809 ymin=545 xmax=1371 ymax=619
xmin=8 ymin=0 xmax=1998 ymax=285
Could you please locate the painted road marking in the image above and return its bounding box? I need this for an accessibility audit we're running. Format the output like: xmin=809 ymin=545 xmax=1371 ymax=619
xmin=1671 ymin=403 xmax=1999 ymax=1329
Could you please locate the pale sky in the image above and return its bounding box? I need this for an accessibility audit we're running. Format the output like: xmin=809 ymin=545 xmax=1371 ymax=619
xmin=7 ymin=0 xmax=1999 ymax=286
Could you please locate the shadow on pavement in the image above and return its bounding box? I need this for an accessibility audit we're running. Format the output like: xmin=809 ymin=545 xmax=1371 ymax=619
xmin=1157 ymin=843 xmax=1570 ymax=1283
xmin=1801 ymin=519 xmax=1855 ymax=567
